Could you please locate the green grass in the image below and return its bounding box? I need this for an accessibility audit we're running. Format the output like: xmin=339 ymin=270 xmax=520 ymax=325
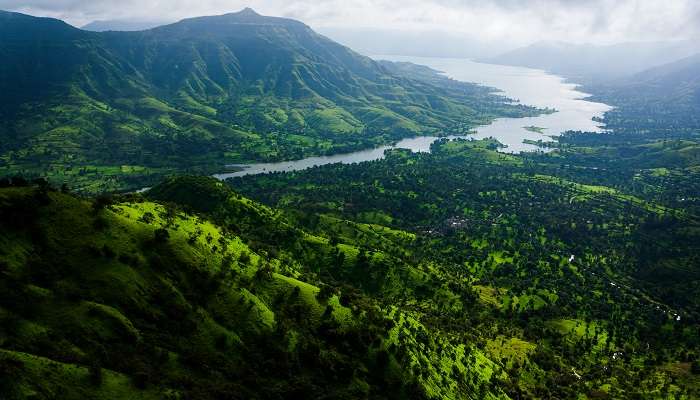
xmin=486 ymin=336 xmax=537 ymax=369
xmin=0 ymin=350 xmax=162 ymax=400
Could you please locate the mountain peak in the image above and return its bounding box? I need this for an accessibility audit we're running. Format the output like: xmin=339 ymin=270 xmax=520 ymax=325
xmin=219 ymin=7 xmax=268 ymax=21
xmin=166 ymin=8 xmax=307 ymax=31
xmin=239 ymin=7 xmax=260 ymax=16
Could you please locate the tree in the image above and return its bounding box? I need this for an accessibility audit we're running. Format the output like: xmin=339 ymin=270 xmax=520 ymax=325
xmin=154 ymin=228 xmax=170 ymax=243
xmin=88 ymin=361 xmax=103 ymax=386
xmin=691 ymin=360 xmax=700 ymax=375
xmin=316 ymin=284 xmax=336 ymax=301
xmin=139 ymin=212 xmax=155 ymax=224
xmin=93 ymin=194 xmax=113 ymax=213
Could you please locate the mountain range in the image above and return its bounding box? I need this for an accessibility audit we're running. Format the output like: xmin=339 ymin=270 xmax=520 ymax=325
xmin=80 ymin=20 xmax=511 ymax=58
xmin=612 ymin=53 xmax=700 ymax=103
xmin=81 ymin=19 xmax=169 ymax=32
xmin=0 ymin=8 xmax=534 ymax=193
xmin=589 ymin=52 xmax=700 ymax=135
xmin=484 ymin=40 xmax=700 ymax=84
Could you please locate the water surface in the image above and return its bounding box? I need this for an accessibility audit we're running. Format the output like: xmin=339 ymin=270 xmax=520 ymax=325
xmin=215 ymin=135 xmax=467 ymax=178
xmin=382 ymin=55 xmax=612 ymax=152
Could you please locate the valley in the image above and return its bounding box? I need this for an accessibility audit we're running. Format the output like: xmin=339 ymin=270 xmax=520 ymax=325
xmin=1 ymin=4 xmax=700 ymax=400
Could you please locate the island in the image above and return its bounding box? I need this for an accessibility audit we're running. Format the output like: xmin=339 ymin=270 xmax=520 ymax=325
xmin=523 ymin=125 xmax=547 ymax=133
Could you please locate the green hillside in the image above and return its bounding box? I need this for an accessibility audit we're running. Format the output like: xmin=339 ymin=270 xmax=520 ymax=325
xmin=552 ymin=53 xmax=700 ymax=220
xmin=0 ymin=8 xmax=538 ymax=193
xmin=0 ymin=179 xmax=516 ymax=399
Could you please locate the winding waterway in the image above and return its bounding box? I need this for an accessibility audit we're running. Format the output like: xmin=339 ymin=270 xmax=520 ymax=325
xmin=214 ymin=56 xmax=611 ymax=179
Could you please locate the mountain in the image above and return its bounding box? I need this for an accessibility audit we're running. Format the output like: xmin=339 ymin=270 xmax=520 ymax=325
xmin=619 ymin=52 xmax=700 ymax=98
xmin=81 ymin=19 xmax=169 ymax=32
xmin=589 ymin=53 xmax=700 ymax=136
xmin=483 ymin=40 xmax=700 ymax=84
xmin=0 ymin=8 xmax=536 ymax=193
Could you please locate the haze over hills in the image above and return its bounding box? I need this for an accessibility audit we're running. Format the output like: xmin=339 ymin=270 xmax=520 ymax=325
xmin=78 ymin=19 xmax=511 ymax=58
xmin=318 ymin=27 xmax=510 ymax=59
xmin=621 ymin=53 xmax=700 ymax=97
xmin=591 ymin=52 xmax=700 ymax=135
xmin=81 ymin=19 xmax=170 ymax=32
xmin=484 ymin=40 xmax=700 ymax=84
xmin=0 ymin=8 xmax=535 ymax=192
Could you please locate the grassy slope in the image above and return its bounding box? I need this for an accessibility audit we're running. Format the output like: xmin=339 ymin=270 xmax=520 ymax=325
xmin=0 ymin=183 xmax=509 ymax=399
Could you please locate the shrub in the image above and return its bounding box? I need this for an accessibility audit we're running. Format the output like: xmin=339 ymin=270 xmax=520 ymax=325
xmin=0 ymin=356 xmax=24 ymax=394
xmin=88 ymin=362 xmax=103 ymax=386
xmin=692 ymin=360 xmax=700 ymax=375
xmin=93 ymin=216 xmax=109 ymax=230
xmin=316 ymin=284 xmax=336 ymax=301
xmin=154 ymin=228 xmax=170 ymax=243
xmin=132 ymin=371 xmax=149 ymax=389
xmin=139 ymin=212 xmax=155 ymax=224
xmin=10 ymin=176 xmax=28 ymax=186
xmin=93 ymin=195 xmax=113 ymax=212
xmin=102 ymin=244 xmax=116 ymax=259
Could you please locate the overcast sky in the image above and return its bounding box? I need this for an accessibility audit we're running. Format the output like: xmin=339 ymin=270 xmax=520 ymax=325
xmin=2 ymin=0 xmax=699 ymax=47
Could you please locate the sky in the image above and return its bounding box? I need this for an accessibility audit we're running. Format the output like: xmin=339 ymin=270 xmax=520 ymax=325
xmin=2 ymin=0 xmax=699 ymax=50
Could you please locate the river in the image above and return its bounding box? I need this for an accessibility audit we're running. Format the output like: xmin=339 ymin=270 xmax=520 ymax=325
xmin=214 ymin=56 xmax=611 ymax=179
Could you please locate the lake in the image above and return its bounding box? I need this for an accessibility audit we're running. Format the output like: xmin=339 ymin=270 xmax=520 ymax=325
xmin=214 ymin=56 xmax=611 ymax=179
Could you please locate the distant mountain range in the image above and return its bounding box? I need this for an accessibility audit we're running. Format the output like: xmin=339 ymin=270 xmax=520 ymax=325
xmin=81 ymin=19 xmax=170 ymax=32
xmin=0 ymin=8 xmax=533 ymax=191
xmin=483 ymin=40 xmax=700 ymax=84
xmin=591 ymin=52 xmax=700 ymax=132
xmin=623 ymin=53 xmax=700 ymax=94
xmin=79 ymin=21 xmax=513 ymax=58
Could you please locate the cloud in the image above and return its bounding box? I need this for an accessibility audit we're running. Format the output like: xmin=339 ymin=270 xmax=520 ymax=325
xmin=1 ymin=0 xmax=698 ymax=45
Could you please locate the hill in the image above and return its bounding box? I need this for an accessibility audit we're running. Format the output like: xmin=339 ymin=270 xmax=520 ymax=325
xmin=0 ymin=8 xmax=537 ymax=193
xmin=601 ymin=52 xmax=700 ymax=110
xmin=483 ymin=40 xmax=699 ymax=84
xmin=0 ymin=178 xmax=512 ymax=399
xmin=588 ymin=53 xmax=700 ymax=137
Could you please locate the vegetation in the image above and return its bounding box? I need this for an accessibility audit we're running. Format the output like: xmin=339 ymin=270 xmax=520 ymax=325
xmin=523 ymin=126 xmax=546 ymax=134
xmin=0 ymin=178 xmax=520 ymax=399
xmin=227 ymin=135 xmax=700 ymax=398
xmin=221 ymin=55 xmax=700 ymax=396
